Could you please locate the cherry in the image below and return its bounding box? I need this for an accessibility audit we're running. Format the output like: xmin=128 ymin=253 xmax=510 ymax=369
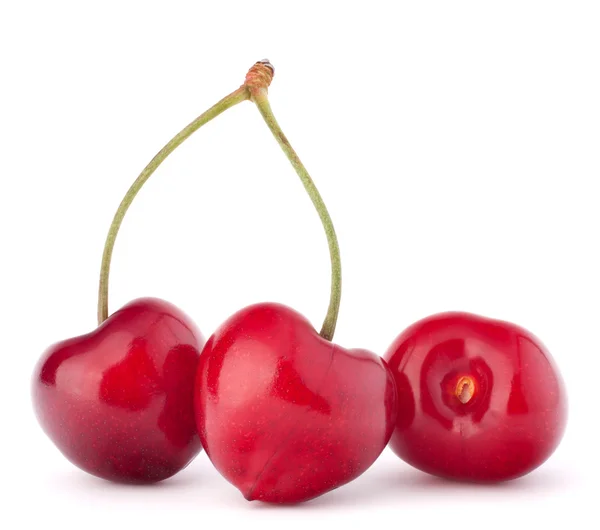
xmin=33 ymin=60 xmax=304 ymax=484
xmin=32 ymin=298 xmax=204 ymax=483
xmin=195 ymin=303 xmax=397 ymax=503
xmin=30 ymin=60 xmax=252 ymax=482
xmin=384 ymin=312 xmax=567 ymax=482
xmin=168 ymin=61 xmax=396 ymax=503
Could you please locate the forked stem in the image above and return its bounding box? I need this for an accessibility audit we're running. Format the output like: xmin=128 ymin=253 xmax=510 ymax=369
xmin=97 ymin=60 xmax=341 ymax=342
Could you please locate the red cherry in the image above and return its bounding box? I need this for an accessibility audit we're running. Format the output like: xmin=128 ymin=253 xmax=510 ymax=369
xmin=32 ymin=298 xmax=204 ymax=483
xmin=384 ymin=312 xmax=567 ymax=482
xmin=195 ymin=303 xmax=397 ymax=503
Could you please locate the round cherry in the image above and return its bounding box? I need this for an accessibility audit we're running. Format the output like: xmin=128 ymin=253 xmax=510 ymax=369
xmin=31 ymin=60 xmax=277 ymax=483
xmin=32 ymin=298 xmax=204 ymax=483
xmin=384 ymin=312 xmax=567 ymax=482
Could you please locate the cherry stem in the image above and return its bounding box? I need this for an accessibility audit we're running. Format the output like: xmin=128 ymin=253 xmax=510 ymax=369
xmin=97 ymin=86 xmax=249 ymax=324
xmin=97 ymin=60 xmax=341 ymax=342
xmin=247 ymin=72 xmax=341 ymax=341
xmin=456 ymin=376 xmax=475 ymax=404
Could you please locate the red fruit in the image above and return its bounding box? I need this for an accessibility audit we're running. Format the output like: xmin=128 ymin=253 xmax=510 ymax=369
xmin=384 ymin=312 xmax=567 ymax=482
xmin=32 ymin=298 xmax=204 ymax=483
xmin=195 ymin=303 xmax=397 ymax=503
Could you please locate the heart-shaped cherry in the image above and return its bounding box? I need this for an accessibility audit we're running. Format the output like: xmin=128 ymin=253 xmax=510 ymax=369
xmin=189 ymin=62 xmax=397 ymax=503
xmin=384 ymin=312 xmax=567 ymax=482
xmin=32 ymin=298 xmax=204 ymax=483
xmin=195 ymin=303 xmax=397 ymax=503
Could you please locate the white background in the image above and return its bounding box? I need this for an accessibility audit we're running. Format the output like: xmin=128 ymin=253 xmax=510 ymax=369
xmin=1 ymin=1 xmax=599 ymax=528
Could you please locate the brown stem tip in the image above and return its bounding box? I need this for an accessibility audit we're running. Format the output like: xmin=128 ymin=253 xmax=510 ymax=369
xmin=456 ymin=376 xmax=475 ymax=404
xmin=245 ymin=59 xmax=275 ymax=91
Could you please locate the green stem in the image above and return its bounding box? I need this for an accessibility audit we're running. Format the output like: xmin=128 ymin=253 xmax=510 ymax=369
xmin=97 ymin=86 xmax=249 ymax=325
xmin=249 ymin=87 xmax=342 ymax=341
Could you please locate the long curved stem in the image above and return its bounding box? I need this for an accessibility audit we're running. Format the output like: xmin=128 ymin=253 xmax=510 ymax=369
xmin=249 ymin=87 xmax=342 ymax=341
xmin=97 ymin=61 xmax=341 ymax=342
xmin=97 ymin=86 xmax=249 ymax=324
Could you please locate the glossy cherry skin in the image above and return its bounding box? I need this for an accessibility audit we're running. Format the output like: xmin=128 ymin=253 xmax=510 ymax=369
xmin=384 ymin=312 xmax=567 ymax=482
xmin=195 ymin=302 xmax=397 ymax=503
xmin=32 ymin=298 xmax=204 ymax=483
